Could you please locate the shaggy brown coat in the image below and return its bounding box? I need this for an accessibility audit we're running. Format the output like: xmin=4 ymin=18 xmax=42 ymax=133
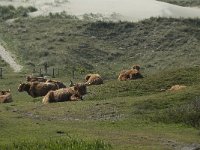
xmin=42 ymin=84 xmax=87 ymax=104
xmin=26 ymin=76 xmax=47 ymax=82
xmin=0 ymin=90 xmax=12 ymax=103
xmin=168 ymin=85 xmax=187 ymax=91
xmin=45 ymin=79 xmax=66 ymax=88
xmin=84 ymin=74 xmax=103 ymax=86
xmin=118 ymin=69 xmax=143 ymax=81
xmin=18 ymin=82 xmax=59 ymax=98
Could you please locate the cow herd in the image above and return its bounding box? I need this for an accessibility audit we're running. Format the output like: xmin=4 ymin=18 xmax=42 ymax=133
xmin=0 ymin=65 xmax=144 ymax=104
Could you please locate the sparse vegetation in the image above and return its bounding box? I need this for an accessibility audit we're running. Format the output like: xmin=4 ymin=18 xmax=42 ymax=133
xmin=0 ymin=16 xmax=200 ymax=77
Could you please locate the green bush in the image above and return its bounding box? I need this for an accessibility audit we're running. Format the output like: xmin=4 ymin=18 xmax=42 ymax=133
xmin=0 ymin=5 xmax=37 ymax=20
xmin=152 ymin=98 xmax=200 ymax=128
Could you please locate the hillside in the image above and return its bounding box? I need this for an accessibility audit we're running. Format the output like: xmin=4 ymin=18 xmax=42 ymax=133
xmin=0 ymin=5 xmax=200 ymax=150
xmin=158 ymin=0 xmax=200 ymax=7
xmin=0 ymin=14 xmax=200 ymax=77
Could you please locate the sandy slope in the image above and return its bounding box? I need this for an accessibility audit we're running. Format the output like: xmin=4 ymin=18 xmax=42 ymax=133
xmin=0 ymin=43 xmax=23 ymax=72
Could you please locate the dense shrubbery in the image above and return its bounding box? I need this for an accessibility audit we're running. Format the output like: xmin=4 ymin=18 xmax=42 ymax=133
xmin=0 ymin=5 xmax=37 ymax=20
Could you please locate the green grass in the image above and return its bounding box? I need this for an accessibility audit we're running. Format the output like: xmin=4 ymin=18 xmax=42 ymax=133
xmin=157 ymin=0 xmax=200 ymax=7
xmin=1 ymin=67 xmax=200 ymax=149
xmin=0 ymin=138 xmax=111 ymax=150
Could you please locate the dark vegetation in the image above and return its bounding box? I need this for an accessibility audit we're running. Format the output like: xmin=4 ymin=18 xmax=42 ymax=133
xmin=158 ymin=0 xmax=200 ymax=7
xmin=0 ymin=5 xmax=37 ymax=21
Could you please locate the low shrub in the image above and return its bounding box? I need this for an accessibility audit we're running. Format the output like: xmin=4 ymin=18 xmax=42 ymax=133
xmin=152 ymin=98 xmax=200 ymax=128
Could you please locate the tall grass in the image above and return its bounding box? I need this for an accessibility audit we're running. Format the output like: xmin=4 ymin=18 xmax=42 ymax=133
xmin=0 ymin=138 xmax=111 ymax=150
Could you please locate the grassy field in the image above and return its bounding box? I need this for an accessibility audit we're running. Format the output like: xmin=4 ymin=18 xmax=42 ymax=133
xmin=0 ymin=67 xmax=200 ymax=149
xmin=0 ymin=5 xmax=200 ymax=150
xmin=157 ymin=0 xmax=200 ymax=7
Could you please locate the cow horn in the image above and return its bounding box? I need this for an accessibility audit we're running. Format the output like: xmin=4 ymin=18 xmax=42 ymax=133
xmin=69 ymin=80 xmax=74 ymax=87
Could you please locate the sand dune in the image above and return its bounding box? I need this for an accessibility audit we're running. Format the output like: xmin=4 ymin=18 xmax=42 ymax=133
xmin=0 ymin=0 xmax=200 ymax=21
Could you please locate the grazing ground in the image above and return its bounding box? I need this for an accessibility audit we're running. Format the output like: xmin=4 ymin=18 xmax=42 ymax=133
xmin=0 ymin=5 xmax=200 ymax=150
xmin=0 ymin=67 xmax=200 ymax=149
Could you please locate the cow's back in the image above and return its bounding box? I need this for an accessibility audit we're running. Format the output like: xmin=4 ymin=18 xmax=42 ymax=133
xmin=30 ymin=82 xmax=58 ymax=97
xmin=43 ymin=88 xmax=74 ymax=104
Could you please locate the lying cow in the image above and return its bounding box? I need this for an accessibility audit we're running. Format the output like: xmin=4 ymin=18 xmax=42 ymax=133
xmin=42 ymin=83 xmax=87 ymax=104
xmin=45 ymin=79 xmax=66 ymax=88
xmin=118 ymin=65 xmax=143 ymax=81
xmin=0 ymin=89 xmax=12 ymax=103
xmin=167 ymin=85 xmax=187 ymax=91
xmin=18 ymin=82 xmax=59 ymax=98
xmin=84 ymin=74 xmax=103 ymax=86
xmin=26 ymin=75 xmax=47 ymax=82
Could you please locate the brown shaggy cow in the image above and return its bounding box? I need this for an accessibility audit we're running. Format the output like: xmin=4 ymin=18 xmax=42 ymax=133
xmin=118 ymin=64 xmax=143 ymax=81
xmin=168 ymin=85 xmax=187 ymax=91
xmin=18 ymin=82 xmax=59 ymax=98
xmin=42 ymin=83 xmax=87 ymax=104
xmin=132 ymin=64 xmax=140 ymax=71
xmin=118 ymin=68 xmax=143 ymax=81
xmin=0 ymin=89 xmax=12 ymax=103
xmin=26 ymin=75 xmax=47 ymax=82
xmin=84 ymin=74 xmax=103 ymax=86
xmin=45 ymin=79 xmax=66 ymax=88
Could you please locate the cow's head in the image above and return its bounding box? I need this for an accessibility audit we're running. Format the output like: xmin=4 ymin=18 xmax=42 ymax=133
xmin=0 ymin=89 xmax=11 ymax=95
xmin=18 ymin=83 xmax=30 ymax=92
xmin=132 ymin=65 xmax=140 ymax=71
xmin=26 ymin=76 xmax=31 ymax=82
xmin=74 ymin=83 xmax=87 ymax=96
